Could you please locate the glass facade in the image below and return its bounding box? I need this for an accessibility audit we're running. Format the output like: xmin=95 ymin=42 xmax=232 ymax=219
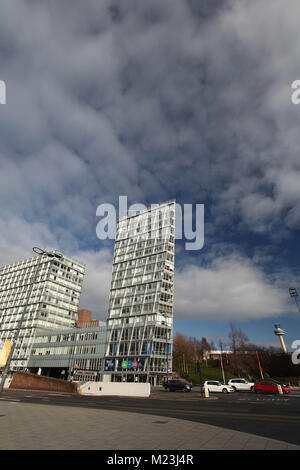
xmin=0 ymin=251 xmax=85 ymax=370
xmin=105 ymin=200 xmax=175 ymax=385
xmin=27 ymin=323 xmax=107 ymax=381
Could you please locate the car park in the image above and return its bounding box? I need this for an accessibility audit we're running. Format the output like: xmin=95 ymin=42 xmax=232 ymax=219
xmin=254 ymin=379 xmax=291 ymax=395
xmin=163 ymin=379 xmax=192 ymax=392
xmin=228 ymin=378 xmax=255 ymax=392
xmin=204 ymin=380 xmax=234 ymax=393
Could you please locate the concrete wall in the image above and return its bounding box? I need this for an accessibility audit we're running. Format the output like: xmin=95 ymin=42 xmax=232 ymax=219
xmin=78 ymin=381 xmax=150 ymax=397
xmin=10 ymin=371 xmax=77 ymax=393
xmin=3 ymin=375 xmax=13 ymax=390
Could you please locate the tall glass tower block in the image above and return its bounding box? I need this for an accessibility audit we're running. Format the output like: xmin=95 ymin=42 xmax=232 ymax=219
xmin=0 ymin=251 xmax=85 ymax=371
xmin=105 ymin=200 xmax=175 ymax=385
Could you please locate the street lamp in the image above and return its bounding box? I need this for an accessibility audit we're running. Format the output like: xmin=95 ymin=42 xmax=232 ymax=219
xmin=195 ymin=360 xmax=204 ymax=397
xmin=289 ymin=287 xmax=300 ymax=313
xmin=67 ymin=329 xmax=78 ymax=381
xmin=0 ymin=247 xmax=63 ymax=393
xmin=219 ymin=343 xmax=226 ymax=385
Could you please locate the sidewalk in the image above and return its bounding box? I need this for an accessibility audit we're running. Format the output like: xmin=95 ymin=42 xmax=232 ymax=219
xmin=0 ymin=400 xmax=299 ymax=450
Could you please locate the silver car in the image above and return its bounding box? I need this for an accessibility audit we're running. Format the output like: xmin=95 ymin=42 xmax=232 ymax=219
xmin=204 ymin=380 xmax=234 ymax=393
xmin=228 ymin=378 xmax=255 ymax=392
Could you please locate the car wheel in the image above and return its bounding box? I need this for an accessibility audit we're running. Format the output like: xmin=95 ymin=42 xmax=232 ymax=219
xmin=232 ymin=386 xmax=237 ymax=392
xmin=222 ymin=388 xmax=229 ymax=394
xmin=255 ymin=389 xmax=263 ymax=394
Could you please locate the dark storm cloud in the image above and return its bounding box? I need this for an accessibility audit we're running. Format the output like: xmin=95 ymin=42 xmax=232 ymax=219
xmin=0 ymin=0 xmax=299 ymax=319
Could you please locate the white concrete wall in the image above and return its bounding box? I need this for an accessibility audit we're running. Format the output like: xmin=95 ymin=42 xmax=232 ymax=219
xmin=4 ymin=375 xmax=13 ymax=389
xmin=78 ymin=381 xmax=150 ymax=397
xmin=102 ymin=374 xmax=112 ymax=383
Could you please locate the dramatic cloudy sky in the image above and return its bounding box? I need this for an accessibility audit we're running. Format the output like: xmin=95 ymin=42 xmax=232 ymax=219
xmin=0 ymin=0 xmax=300 ymax=349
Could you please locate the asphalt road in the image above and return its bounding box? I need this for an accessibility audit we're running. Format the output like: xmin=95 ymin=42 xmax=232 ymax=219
xmin=1 ymin=388 xmax=300 ymax=446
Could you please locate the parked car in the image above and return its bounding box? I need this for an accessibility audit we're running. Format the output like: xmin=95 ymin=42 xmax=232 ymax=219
xmin=228 ymin=378 xmax=255 ymax=392
xmin=163 ymin=379 xmax=192 ymax=392
xmin=204 ymin=380 xmax=234 ymax=393
xmin=254 ymin=379 xmax=291 ymax=395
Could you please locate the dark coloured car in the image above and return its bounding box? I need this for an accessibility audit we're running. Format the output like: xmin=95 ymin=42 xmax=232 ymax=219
xmin=163 ymin=379 xmax=192 ymax=392
xmin=254 ymin=379 xmax=291 ymax=395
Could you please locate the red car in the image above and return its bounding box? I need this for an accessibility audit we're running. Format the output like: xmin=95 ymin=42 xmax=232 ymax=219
xmin=254 ymin=379 xmax=290 ymax=395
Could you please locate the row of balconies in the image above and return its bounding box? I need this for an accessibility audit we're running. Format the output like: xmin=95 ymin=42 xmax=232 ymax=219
xmin=112 ymin=256 xmax=167 ymax=271
xmin=111 ymin=269 xmax=171 ymax=285
xmin=110 ymin=292 xmax=173 ymax=306
xmin=110 ymin=280 xmax=172 ymax=295
xmin=112 ymin=259 xmax=173 ymax=276
xmin=0 ymin=255 xmax=84 ymax=273
xmin=110 ymin=299 xmax=173 ymax=312
xmin=117 ymin=224 xmax=174 ymax=239
xmin=110 ymin=295 xmax=173 ymax=309
xmin=0 ymin=274 xmax=83 ymax=297
xmin=113 ymin=244 xmax=173 ymax=263
xmin=114 ymin=246 xmax=174 ymax=262
xmin=115 ymin=239 xmax=174 ymax=254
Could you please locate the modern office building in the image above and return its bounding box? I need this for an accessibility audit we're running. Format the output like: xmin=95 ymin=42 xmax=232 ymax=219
xmin=104 ymin=200 xmax=175 ymax=385
xmin=27 ymin=320 xmax=107 ymax=382
xmin=0 ymin=251 xmax=85 ymax=371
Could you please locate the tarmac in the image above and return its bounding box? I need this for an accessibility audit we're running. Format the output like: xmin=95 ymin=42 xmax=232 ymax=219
xmin=0 ymin=397 xmax=299 ymax=450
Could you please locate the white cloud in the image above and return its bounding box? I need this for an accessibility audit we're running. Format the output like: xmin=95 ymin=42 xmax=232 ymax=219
xmin=0 ymin=212 xmax=296 ymax=324
xmin=0 ymin=0 xmax=300 ymax=238
xmin=0 ymin=213 xmax=112 ymax=320
xmin=174 ymin=255 xmax=289 ymax=321
xmin=74 ymin=248 xmax=113 ymax=320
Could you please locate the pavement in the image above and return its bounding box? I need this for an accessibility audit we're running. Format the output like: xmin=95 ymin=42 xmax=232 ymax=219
xmin=0 ymin=394 xmax=299 ymax=450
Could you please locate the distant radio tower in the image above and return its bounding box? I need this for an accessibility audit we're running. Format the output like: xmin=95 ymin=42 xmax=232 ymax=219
xmin=274 ymin=324 xmax=287 ymax=353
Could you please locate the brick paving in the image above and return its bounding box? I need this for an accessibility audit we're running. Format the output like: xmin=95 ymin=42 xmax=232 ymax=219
xmin=0 ymin=400 xmax=299 ymax=450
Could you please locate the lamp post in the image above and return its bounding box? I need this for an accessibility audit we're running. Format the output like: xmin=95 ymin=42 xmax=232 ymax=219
xmin=219 ymin=344 xmax=226 ymax=385
xmin=196 ymin=359 xmax=204 ymax=397
xmin=256 ymin=351 xmax=264 ymax=379
xmin=67 ymin=329 xmax=78 ymax=381
xmin=0 ymin=247 xmax=63 ymax=394
xmin=289 ymin=287 xmax=300 ymax=313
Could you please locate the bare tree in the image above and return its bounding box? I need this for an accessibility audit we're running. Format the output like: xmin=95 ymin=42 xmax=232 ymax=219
xmin=173 ymin=333 xmax=196 ymax=374
xmin=228 ymin=322 xmax=249 ymax=375
xmin=200 ymin=337 xmax=211 ymax=366
xmin=188 ymin=336 xmax=202 ymax=362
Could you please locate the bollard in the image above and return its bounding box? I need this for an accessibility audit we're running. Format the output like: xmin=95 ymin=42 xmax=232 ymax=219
xmin=204 ymin=385 xmax=209 ymax=398
xmin=277 ymin=384 xmax=283 ymax=395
